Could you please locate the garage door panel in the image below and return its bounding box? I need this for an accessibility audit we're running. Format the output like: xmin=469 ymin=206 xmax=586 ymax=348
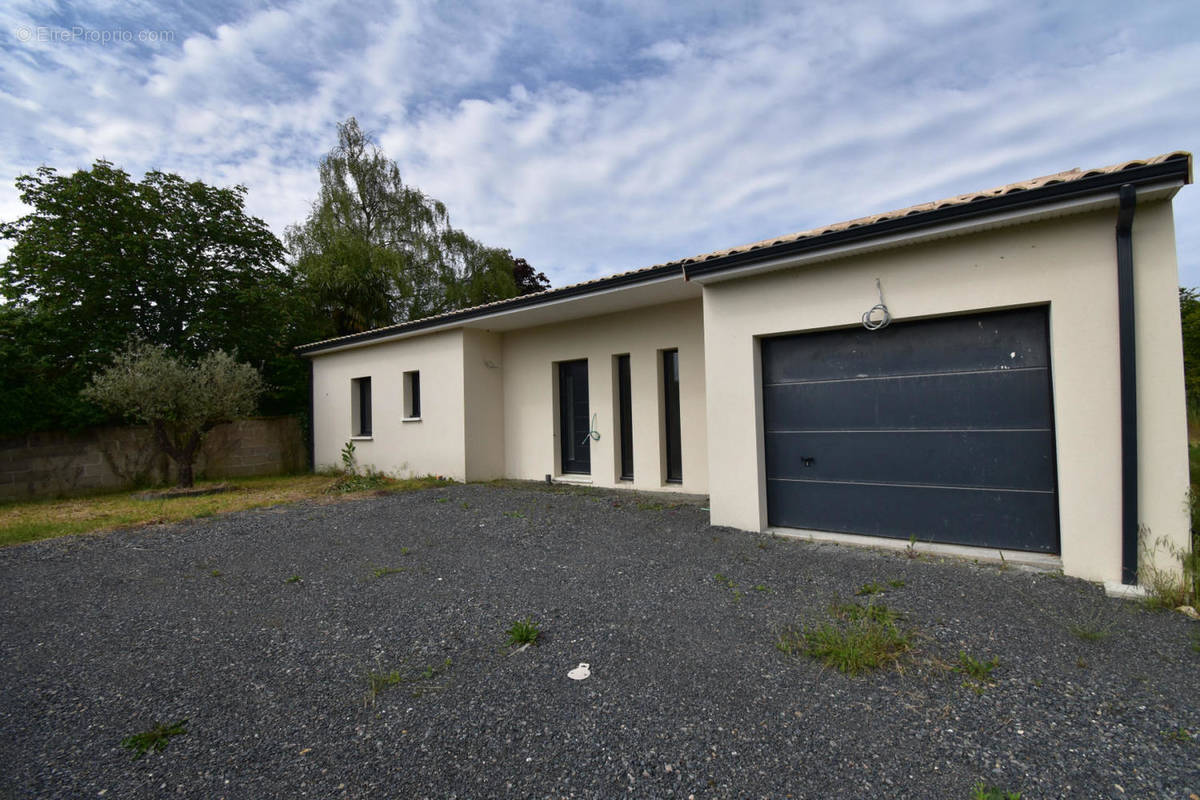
xmin=762 ymin=306 xmax=1059 ymax=554
xmin=763 ymin=369 xmax=1053 ymax=430
xmin=765 ymin=480 xmax=1058 ymax=552
xmin=761 ymin=306 xmax=1050 ymax=384
xmin=765 ymin=430 xmax=1056 ymax=490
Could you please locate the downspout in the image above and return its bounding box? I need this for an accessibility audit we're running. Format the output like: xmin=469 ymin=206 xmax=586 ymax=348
xmin=1115 ymin=184 xmax=1138 ymax=585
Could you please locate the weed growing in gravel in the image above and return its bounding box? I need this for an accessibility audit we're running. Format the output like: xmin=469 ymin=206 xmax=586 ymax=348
xmin=366 ymin=669 xmax=403 ymax=699
xmin=1190 ymin=631 xmax=1200 ymax=653
xmin=712 ymin=573 xmax=746 ymax=603
xmin=209 ymin=569 xmax=222 ymax=578
xmin=364 ymin=658 xmax=454 ymax=705
xmin=778 ymin=601 xmax=911 ymax=675
xmin=887 ymin=579 xmax=906 ymax=589
xmin=285 ymin=575 xmax=302 ymax=584
xmin=507 ymin=617 xmax=541 ymax=646
xmin=970 ymin=782 xmax=1021 ymax=800
xmin=504 ymin=510 xmax=526 ymax=518
xmin=1067 ymin=622 xmax=1112 ymax=642
xmin=1138 ymin=526 xmax=1198 ymax=610
xmin=855 ymin=581 xmax=885 ymax=596
xmin=956 ymin=652 xmax=1000 ymax=692
xmin=435 ymin=497 xmax=449 ymax=503
xmin=121 ymin=719 xmax=188 ymax=759
xmin=832 ymin=600 xmax=899 ymax=626
xmin=372 ymin=566 xmax=407 ymax=578
xmin=1161 ymin=727 xmax=1195 ymax=742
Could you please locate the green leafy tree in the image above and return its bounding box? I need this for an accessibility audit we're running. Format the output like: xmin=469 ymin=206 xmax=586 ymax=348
xmin=0 ymin=160 xmax=294 ymax=433
xmin=287 ymin=118 xmax=536 ymax=337
xmin=83 ymin=344 xmax=265 ymax=488
xmin=1181 ymin=287 xmax=1200 ymax=413
xmin=512 ymin=257 xmax=551 ymax=295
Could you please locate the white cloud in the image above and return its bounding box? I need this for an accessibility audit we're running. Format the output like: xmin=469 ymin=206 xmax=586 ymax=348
xmin=0 ymin=0 xmax=1197 ymax=288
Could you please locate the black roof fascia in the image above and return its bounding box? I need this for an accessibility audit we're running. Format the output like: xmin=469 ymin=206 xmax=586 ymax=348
xmin=296 ymin=262 xmax=683 ymax=355
xmin=683 ymin=156 xmax=1192 ymax=280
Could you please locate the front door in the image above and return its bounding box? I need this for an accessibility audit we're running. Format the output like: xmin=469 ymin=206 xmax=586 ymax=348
xmin=559 ymin=360 xmax=590 ymax=474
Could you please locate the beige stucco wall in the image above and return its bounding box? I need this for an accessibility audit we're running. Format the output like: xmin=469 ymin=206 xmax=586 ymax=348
xmin=310 ymin=329 xmax=468 ymax=479
xmin=463 ymin=329 xmax=506 ymax=481
xmin=500 ymin=299 xmax=708 ymax=493
xmin=701 ymin=201 xmax=1190 ymax=583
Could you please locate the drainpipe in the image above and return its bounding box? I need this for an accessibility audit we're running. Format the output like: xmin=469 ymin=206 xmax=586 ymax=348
xmin=1115 ymin=184 xmax=1138 ymax=585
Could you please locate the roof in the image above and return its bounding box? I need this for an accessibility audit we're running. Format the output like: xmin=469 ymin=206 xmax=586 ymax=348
xmin=298 ymin=151 xmax=1192 ymax=355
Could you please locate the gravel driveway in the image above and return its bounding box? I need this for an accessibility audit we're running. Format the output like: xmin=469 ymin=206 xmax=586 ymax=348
xmin=0 ymin=482 xmax=1197 ymax=799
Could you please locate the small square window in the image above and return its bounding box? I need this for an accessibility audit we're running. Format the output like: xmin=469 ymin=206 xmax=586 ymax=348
xmin=404 ymin=371 xmax=421 ymax=419
xmin=352 ymin=377 xmax=372 ymax=436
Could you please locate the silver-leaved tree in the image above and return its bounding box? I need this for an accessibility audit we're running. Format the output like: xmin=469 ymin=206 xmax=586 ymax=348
xmin=84 ymin=344 xmax=264 ymax=488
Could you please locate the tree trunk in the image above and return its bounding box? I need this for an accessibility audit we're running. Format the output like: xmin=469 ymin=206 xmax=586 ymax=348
xmin=176 ymin=459 xmax=195 ymax=488
xmin=151 ymin=420 xmax=203 ymax=489
xmin=176 ymin=431 xmax=204 ymax=489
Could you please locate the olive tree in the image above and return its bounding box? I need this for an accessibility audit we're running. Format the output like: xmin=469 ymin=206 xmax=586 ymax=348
xmin=84 ymin=345 xmax=264 ymax=488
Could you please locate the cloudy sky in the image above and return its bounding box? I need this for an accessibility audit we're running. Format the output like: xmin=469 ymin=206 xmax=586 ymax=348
xmin=2 ymin=0 xmax=1198 ymax=289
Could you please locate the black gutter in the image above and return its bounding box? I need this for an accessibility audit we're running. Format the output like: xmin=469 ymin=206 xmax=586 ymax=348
xmin=296 ymin=262 xmax=682 ymax=354
xmin=1116 ymin=184 xmax=1138 ymax=585
xmin=684 ymin=156 xmax=1190 ymax=280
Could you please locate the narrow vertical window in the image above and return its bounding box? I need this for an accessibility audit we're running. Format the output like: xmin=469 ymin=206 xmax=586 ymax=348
xmin=663 ymin=349 xmax=682 ymax=483
xmin=617 ymin=354 xmax=633 ymax=480
xmin=353 ymin=377 xmax=372 ymax=436
xmin=404 ymin=371 xmax=421 ymax=419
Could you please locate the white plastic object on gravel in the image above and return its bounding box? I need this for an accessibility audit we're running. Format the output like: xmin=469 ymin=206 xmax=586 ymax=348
xmin=567 ymin=663 xmax=590 ymax=680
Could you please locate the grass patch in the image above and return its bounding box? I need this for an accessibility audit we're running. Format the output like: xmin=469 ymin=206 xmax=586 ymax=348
xmin=1161 ymin=727 xmax=1195 ymax=743
xmin=832 ymin=600 xmax=900 ymax=625
xmin=121 ymin=719 xmax=188 ymax=759
xmin=777 ymin=601 xmax=911 ymax=675
xmin=371 ymin=566 xmax=407 ymax=579
xmin=855 ymin=581 xmax=886 ymax=596
xmin=712 ymin=573 xmax=745 ymax=603
xmin=285 ymin=575 xmax=302 ymax=584
xmin=956 ymin=651 xmax=1000 ymax=692
xmin=1067 ymin=622 xmax=1112 ymax=642
xmin=0 ymin=473 xmax=452 ymax=547
xmin=970 ymin=782 xmax=1021 ymax=800
xmin=363 ymin=657 xmax=453 ymax=705
xmin=506 ymin=617 xmax=541 ymax=646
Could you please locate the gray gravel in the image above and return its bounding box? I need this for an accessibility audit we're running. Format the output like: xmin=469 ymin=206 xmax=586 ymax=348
xmin=0 ymin=482 xmax=1197 ymax=799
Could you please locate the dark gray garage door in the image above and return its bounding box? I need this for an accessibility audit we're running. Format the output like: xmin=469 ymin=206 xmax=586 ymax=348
xmin=762 ymin=307 xmax=1059 ymax=553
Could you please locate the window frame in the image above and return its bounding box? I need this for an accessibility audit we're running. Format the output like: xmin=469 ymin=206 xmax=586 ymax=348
xmin=352 ymin=376 xmax=373 ymax=438
xmin=403 ymin=370 xmax=421 ymax=421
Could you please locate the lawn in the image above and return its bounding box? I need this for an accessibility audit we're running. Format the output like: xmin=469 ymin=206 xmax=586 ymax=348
xmin=0 ymin=473 xmax=448 ymax=547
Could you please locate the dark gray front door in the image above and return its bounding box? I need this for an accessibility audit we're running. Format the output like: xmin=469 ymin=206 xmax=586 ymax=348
xmin=761 ymin=307 xmax=1059 ymax=553
xmin=559 ymin=360 xmax=590 ymax=474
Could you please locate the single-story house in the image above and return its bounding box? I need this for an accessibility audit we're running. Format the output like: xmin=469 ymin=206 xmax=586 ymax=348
xmin=299 ymin=152 xmax=1193 ymax=588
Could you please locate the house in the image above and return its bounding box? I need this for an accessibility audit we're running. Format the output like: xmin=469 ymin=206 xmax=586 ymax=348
xmin=299 ymin=152 xmax=1193 ymax=588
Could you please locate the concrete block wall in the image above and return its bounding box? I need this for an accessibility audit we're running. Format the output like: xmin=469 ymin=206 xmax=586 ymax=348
xmin=0 ymin=416 xmax=307 ymax=502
